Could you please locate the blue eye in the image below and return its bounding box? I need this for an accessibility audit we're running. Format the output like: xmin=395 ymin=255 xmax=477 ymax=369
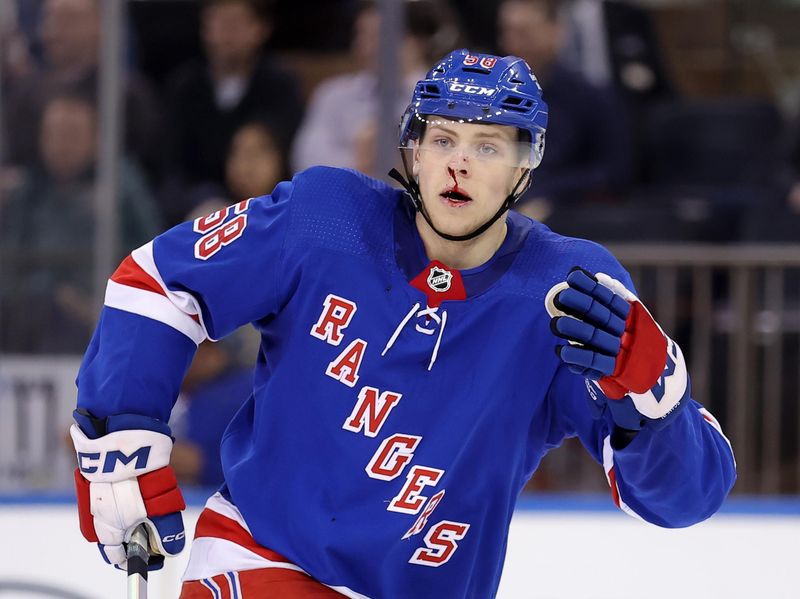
xmin=433 ymin=137 xmax=453 ymax=148
xmin=477 ymin=143 xmax=498 ymax=156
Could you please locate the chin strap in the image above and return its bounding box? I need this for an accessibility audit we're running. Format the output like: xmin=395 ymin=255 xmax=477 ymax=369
xmin=388 ymin=163 xmax=531 ymax=243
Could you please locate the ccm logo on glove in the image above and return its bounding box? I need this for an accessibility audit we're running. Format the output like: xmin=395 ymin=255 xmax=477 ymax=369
xmin=71 ymin=426 xmax=172 ymax=482
xmin=78 ymin=446 xmax=152 ymax=474
xmin=162 ymin=532 xmax=186 ymax=543
xmin=70 ymin=414 xmax=186 ymax=570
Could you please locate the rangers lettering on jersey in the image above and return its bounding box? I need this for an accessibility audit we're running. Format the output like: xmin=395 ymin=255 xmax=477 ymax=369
xmin=326 ymin=339 xmax=367 ymax=387
xmin=366 ymin=434 xmax=421 ymax=481
xmin=310 ymin=295 xmax=357 ymax=345
xmin=389 ymin=466 xmax=444 ymax=514
xmin=403 ymin=490 xmax=446 ymax=539
xmin=409 ymin=521 xmax=471 ymax=567
xmin=342 ymin=387 xmax=403 ymax=438
xmin=310 ymin=294 xmax=471 ymax=565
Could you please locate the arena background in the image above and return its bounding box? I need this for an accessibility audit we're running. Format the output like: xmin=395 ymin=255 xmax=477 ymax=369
xmin=1 ymin=0 xmax=799 ymax=596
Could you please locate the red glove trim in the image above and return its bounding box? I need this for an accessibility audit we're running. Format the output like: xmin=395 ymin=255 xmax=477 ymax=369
xmin=73 ymin=469 xmax=98 ymax=542
xmin=599 ymin=300 xmax=668 ymax=399
xmin=138 ymin=467 xmax=186 ymax=517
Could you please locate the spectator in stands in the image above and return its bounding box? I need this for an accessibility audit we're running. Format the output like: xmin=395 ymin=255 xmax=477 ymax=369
xmin=162 ymin=0 xmax=302 ymax=225
xmin=498 ymin=0 xmax=632 ymax=220
xmin=291 ymin=0 xmax=457 ymax=177
xmin=0 ymin=2 xmax=34 ymax=195
xmin=0 ymin=91 xmax=161 ymax=353
xmin=559 ymin=0 xmax=673 ymax=109
xmin=2 ymin=0 xmax=164 ymax=179
xmin=226 ymin=120 xmax=288 ymax=201
xmin=166 ymin=118 xmax=290 ymax=222
xmin=0 ymin=2 xmax=35 ymax=93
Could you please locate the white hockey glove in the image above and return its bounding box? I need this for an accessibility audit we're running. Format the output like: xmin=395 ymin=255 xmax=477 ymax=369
xmin=70 ymin=409 xmax=186 ymax=570
xmin=546 ymin=268 xmax=690 ymax=431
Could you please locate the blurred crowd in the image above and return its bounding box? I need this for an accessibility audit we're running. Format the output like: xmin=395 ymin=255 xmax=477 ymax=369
xmin=2 ymin=0 xmax=800 ymax=488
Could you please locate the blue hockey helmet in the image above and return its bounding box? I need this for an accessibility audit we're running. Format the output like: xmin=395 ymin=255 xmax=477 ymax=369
xmin=399 ymin=48 xmax=548 ymax=169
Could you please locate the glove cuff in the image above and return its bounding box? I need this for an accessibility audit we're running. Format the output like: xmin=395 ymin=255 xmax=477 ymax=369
xmin=73 ymin=409 xmax=173 ymax=439
xmin=627 ymin=337 xmax=689 ymax=422
xmin=590 ymin=339 xmax=691 ymax=431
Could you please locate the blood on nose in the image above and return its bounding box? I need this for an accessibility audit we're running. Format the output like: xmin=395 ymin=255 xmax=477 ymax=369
xmin=448 ymin=167 xmax=458 ymax=186
xmin=447 ymin=167 xmax=466 ymax=194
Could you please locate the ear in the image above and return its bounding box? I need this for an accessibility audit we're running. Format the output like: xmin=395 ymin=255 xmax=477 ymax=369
xmin=412 ymin=142 xmax=421 ymax=178
xmin=512 ymin=167 xmax=532 ymax=195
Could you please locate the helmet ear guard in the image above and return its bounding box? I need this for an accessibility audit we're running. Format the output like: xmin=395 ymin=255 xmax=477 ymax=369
xmin=530 ymin=130 xmax=545 ymax=170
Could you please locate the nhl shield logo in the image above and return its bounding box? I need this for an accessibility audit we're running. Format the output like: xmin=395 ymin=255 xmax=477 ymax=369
xmin=427 ymin=266 xmax=452 ymax=293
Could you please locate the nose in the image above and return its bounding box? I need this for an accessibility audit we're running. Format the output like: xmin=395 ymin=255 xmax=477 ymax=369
xmin=447 ymin=149 xmax=470 ymax=176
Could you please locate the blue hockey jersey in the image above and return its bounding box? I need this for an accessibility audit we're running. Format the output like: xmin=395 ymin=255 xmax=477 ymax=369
xmin=77 ymin=167 xmax=736 ymax=599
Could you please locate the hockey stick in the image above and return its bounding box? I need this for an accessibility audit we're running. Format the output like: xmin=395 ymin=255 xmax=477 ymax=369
xmin=127 ymin=524 xmax=149 ymax=599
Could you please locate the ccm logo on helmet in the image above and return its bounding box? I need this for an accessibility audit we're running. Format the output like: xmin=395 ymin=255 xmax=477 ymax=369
xmin=448 ymin=83 xmax=494 ymax=96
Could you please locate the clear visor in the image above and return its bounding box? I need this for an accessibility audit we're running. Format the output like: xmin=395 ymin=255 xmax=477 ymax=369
xmin=400 ymin=116 xmax=537 ymax=170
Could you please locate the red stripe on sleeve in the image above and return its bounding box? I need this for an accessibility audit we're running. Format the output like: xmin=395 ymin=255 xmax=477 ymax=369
xmin=111 ymin=255 xmax=166 ymax=297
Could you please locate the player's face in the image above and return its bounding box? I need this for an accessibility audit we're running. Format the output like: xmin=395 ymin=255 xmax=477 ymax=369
xmin=412 ymin=120 xmax=529 ymax=238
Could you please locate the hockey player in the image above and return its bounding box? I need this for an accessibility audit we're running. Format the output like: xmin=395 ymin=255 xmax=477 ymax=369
xmin=71 ymin=49 xmax=736 ymax=598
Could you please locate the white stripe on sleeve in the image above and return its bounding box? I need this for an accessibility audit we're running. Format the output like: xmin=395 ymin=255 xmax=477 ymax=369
xmin=132 ymin=242 xmax=214 ymax=340
xmin=105 ymin=280 xmax=206 ymax=345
